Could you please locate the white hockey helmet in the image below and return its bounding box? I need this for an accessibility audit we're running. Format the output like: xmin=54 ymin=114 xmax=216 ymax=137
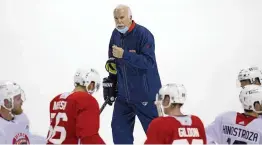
xmin=0 ymin=81 xmax=25 ymax=111
xmin=74 ymin=68 xmax=101 ymax=94
xmin=239 ymin=85 xmax=262 ymax=113
xmin=156 ymin=83 xmax=187 ymax=108
xmin=238 ymin=67 xmax=262 ymax=85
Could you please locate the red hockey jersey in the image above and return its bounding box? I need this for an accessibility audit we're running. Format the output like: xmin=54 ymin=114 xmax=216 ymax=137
xmin=47 ymin=91 xmax=104 ymax=144
xmin=145 ymin=115 xmax=207 ymax=144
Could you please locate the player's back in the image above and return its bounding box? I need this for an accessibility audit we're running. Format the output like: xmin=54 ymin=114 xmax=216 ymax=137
xmin=47 ymin=91 xmax=101 ymax=144
xmin=145 ymin=115 xmax=206 ymax=144
xmin=205 ymin=111 xmax=262 ymax=144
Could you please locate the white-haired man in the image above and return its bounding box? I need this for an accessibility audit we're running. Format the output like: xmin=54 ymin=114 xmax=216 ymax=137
xmin=102 ymin=4 xmax=161 ymax=144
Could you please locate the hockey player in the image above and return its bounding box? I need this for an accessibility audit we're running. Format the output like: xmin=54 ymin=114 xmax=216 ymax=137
xmin=4 ymin=80 xmax=46 ymax=144
xmin=238 ymin=66 xmax=262 ymax=87
xmin=0 ymin=80 xmax=29 ymax=125
xmin=205 ymin=85 xmax=262 ymax=144
xmin=46 ymin=68 xmax=105 ymax=144
xmin=238 ymin=66 xmax=262 ymax=118
xmin=0 ymin=81 xmax=31 ymax=144
xmin=144 ymin=83 xmax=207 ymax=144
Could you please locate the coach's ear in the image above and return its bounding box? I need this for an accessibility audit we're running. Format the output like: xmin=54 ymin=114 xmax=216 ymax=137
xmin=105 ymin=58 xmax=117 ymax=75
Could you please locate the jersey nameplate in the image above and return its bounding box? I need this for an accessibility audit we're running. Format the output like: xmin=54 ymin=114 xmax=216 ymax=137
xmin=222 ymin=124 xmax=260 ymax=143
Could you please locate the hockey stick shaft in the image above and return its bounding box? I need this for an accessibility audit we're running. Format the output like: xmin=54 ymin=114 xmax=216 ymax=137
xmin=100 ymin=101 xmax=107 ymax=114
xmin=100 ymin=97 xmax=110 ymax=114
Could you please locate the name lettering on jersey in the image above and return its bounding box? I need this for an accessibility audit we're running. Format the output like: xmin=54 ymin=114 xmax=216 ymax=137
xmin=178 ymin=128 xmax=200 ymax=137
xmin=53 ymin=101 xmax=67 ymax=110
xmin=222 ymin=124 xmax=259 ymax=143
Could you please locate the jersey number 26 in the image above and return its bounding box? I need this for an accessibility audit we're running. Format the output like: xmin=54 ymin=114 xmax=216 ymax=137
xmin=47 ymin=112 xmax=68 ymax=144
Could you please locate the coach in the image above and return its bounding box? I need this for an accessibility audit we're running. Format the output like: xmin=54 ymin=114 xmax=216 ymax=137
xmin=102 ymin=4 xmax=162 ymax=144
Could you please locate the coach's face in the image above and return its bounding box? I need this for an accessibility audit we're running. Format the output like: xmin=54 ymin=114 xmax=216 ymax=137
xmin=113 ymin=7 xmax=132 ymax=29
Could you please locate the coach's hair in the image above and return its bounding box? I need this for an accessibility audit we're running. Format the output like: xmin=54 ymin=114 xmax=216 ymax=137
xmin=114 ymin=4 xmax=132 ymax=19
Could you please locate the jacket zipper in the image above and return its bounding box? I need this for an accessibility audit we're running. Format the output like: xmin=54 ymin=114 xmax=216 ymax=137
xmin=143 ymin=74 xmax=148 ymax=92
xmin=121 ymin=37 xmax=130 ymax=101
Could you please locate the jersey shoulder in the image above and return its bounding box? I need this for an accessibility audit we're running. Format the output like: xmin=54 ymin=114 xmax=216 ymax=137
xmin=190 ymin=115 xmax=205 ymax=126
xmin=149 ymin=117 xmax=176 ymax=127
xmin=148 ymin=117 xmax=170 ymax=132
xmin=14 ymin=113 xmax=30 ymax=131
xmin=152 ymin=116 xmax=190 ymax=127
xmin=214 ymin=111 xmax=237 ymax=122
xmin=68 ymin=92 xmax=97 ymax=103
xmin=15 ymin=113 xmax=29 ymax=123
xmin=191 ymin=115 xmax=203 ymax=122
xmin=68 ymin=92 xmax=99 ymax=109
xmin=213 ymin=111 xmax=260 ymax=126
xmin=50 ymin=93 xmax=64 ymax=103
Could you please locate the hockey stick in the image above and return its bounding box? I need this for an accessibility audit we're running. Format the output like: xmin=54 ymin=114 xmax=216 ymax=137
xmin=100 ymin=97 xmax=110 ymax=114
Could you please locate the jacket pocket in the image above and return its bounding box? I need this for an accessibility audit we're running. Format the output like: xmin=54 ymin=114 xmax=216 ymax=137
xmin=143 ymin=75 xmax=149 ymax=92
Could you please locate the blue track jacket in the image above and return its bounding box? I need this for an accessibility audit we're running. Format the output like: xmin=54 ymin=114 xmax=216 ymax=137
xmin=108 ymin=21 xmax=161 ymax=102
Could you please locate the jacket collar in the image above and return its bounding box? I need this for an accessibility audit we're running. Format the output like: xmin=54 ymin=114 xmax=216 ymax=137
xmin=128 ymin=20 xmax=136 ymax=32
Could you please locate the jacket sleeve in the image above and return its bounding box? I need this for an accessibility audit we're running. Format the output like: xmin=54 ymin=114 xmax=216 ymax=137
xmin=107 ymin=31 xmax=117 ymax=81
xmin=76 ymin=97 xmax=105 ymax=144
xmin=108 ymin=31 xmax=115 ymax=59
xmin=122 ymin=30 xmax=156 ymax=69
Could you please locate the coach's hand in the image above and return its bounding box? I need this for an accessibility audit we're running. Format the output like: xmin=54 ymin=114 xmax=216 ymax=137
xmin=103 ymin=76 xmax=117 ymax=106
xmin=112 ymin=45 xmax=124 ymax=58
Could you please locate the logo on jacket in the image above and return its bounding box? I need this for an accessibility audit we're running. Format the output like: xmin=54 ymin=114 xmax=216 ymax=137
xmin=12 ymin=133 xmax=30 ymax=144
xmin=141 ymin=102 xmax=148 ymax=106
xmin=129 ymin=50 xmax=136 ymax=53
